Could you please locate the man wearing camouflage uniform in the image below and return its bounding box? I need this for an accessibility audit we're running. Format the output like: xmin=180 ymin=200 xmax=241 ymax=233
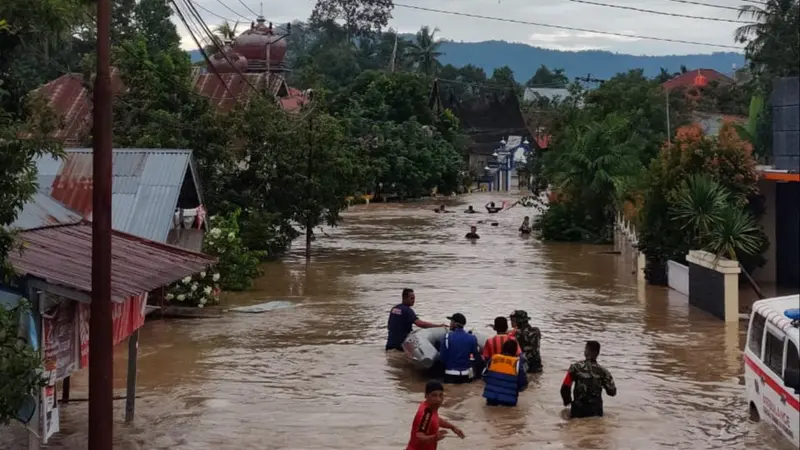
xmin=509 ymin=310 xmax=542 ymax=373
xmin=560 ymin=340 xmax=617 ymax=418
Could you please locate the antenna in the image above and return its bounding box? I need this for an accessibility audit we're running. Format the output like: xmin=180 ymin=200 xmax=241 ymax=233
xmin=260 ymin=2 xmax=263 ymax=17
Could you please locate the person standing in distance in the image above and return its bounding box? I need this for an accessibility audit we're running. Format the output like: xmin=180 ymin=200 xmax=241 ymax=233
xmin=560 ymin=340 xmax=617 ymax=418
xmin=386 ymin=288 xmax=447 ymax=351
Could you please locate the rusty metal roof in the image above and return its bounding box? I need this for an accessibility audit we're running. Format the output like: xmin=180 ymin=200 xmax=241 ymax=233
xmin=9 ymin=222 xmax=216 ymax=302
xmin=11 ymin=193 xmax=83 ymax=230
xmin=190 ymin=67 xmax=289 ymax=112
xmin=33 ymin=69 xmax=124 ymax=146
xmin=35 ymin=149 xmax=201 ymax=243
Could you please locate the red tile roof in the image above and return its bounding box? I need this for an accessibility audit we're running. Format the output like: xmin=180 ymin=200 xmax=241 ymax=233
xmin=36 ymin=68 xmax=302 ymax=144
xmin=9 ymin=222 xmax=217 ymax=302
xmin=662 ymin=69 xmax=734 ymax=91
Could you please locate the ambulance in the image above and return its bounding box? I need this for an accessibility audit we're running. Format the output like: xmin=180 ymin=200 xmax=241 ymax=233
xmin=744 ymin=295 xmax=800 ymax=447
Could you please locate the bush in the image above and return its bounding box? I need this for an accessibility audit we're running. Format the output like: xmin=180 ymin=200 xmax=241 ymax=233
xmin=0 ymin=300 xmax=46 ymax=425
xmin=534 ymin=200 xmax=611 ymax=243
xmin=638 ymin=123 xmax=764 ymax=282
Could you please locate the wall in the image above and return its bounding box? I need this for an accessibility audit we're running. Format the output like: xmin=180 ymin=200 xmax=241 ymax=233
xmin=688 ymin=262 xmax=726 ymax=320
xmin=772 ymin=77 xmax=799 ymax=171
xmin=754 ymin=178 xmax=777 ymax=284
xmin=667 ymin=260 xmax=689 ymax=296
xmin=776 ymin=182 xmax=800 ymax=288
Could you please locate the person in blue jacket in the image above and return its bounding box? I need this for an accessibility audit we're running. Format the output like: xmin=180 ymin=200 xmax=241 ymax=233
xmin=439 ymin=313 xmax=483 ymax=384
xmin=482 ymin=339 xmax=528 ymax=407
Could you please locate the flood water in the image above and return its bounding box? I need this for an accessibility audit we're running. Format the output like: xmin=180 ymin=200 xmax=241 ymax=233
xmin=2 ymin=193 xmax=794 ymax=449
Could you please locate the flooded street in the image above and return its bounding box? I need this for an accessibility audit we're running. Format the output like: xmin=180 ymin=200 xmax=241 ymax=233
xmin=3 ymin=193 xmax=793 ymax=449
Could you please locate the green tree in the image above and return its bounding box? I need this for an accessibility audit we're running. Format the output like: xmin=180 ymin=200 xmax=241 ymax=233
xmin=213 ymin=20 xmax=239 ymax=42
xmin=525 ymin=64 xmax=568 ymax=88
xmin=736 ymin=0 xmax=800 ymax=77
xmin=409 ymin=26 xmax=442 ymax=76
xmin=310 ymin=0 xmax=394 ymax=38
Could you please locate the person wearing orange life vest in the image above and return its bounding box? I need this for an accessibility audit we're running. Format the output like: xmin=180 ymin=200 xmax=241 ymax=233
xmin=482 ymin=339 xmax=529 ymax=407
xmin=482 ymin=317 xmax=521 ymax=360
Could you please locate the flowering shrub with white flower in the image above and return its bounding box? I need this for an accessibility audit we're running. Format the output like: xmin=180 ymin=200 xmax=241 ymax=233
xmin=165 ymin=271 xmax=221 ymax=308
xmin=166 ymin=209 xmax=265 ymax=308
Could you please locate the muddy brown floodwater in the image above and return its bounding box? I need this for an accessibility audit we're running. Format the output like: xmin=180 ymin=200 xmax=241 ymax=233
xmin=2 ymin=193 xmax=795 ymax=450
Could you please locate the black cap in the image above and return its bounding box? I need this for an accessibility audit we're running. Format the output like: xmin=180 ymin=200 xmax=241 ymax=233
xmin=425 ymin=380 xmax=444 ymax=395
xmin=447 ymin=313 xmax=467 ymax=326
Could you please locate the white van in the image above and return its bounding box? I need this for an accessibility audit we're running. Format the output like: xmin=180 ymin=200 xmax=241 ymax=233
xmin=744 ymin=295 xmax=800 ymax=447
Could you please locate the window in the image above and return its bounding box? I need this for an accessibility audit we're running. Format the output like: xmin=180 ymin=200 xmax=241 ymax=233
xmin=764 ymin=331 xmax=785 ymax=378
xmin=748 ymin=314 xmax=766 ymax=357
xmin=786 ymin=341 xmax=799 ymax=377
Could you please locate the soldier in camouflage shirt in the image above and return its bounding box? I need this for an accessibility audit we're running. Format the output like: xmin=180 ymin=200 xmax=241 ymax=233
xmin=560 ymin=340 xmax=617 ymax=418
xmin=509 ymin=310 xmax=542 ymax=373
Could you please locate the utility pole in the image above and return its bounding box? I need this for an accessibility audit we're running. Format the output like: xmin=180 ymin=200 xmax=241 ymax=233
xmin=90 ymin=0 xmax=114 ymax=447
xmin=389 ymin=33 xmax=398 ymax=73
xmin=305 ymin=114 xmax=314 ymax=261
xmin=665 ymin=89 xmax=671 ymax=145
xmin=575 ymin=73 xmax=605 ymax=86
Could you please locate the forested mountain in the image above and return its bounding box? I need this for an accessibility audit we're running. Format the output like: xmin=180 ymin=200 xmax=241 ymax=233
xmin=189 ymin=39 xmax=744 ymax=80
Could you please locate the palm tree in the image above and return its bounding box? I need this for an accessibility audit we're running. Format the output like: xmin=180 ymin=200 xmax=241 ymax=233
xmin=671 ymin=175 xmax=730 ymax=239
xmin=214 ymin=21 xmax=239 ymax=43
xmin=409 ymin=26 xmax=442 ymax=76
xmin=735 ymin=0 xmax=800 ymax=76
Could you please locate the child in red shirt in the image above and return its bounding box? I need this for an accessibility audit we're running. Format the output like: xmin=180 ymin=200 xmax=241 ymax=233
xmin=407 ymin=381 xmax=465 ymax=450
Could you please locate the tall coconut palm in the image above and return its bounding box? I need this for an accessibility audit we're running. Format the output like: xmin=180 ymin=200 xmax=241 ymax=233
xmin=409 ymin=26 xmax=442 ymax=76
xmin=735 ymin=0 xmax=800 ymax=76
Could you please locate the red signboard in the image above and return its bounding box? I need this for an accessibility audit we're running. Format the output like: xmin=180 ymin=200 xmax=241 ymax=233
xmin=77 ymin=293 xmax=147 ymax=368
xmin=42 ymin=299 xmax=78 ymax=381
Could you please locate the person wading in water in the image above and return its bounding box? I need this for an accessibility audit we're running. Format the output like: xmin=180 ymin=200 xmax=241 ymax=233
xmin=386 ymin=289 xmax=447 ymax=351
xmin=509 ymin=310 xmax=543 ymax=373
xmin=406 ymin=381 xmax=465 ymax=450
xmin=465 ymin=226 xmax=480 ymax=240
xmin=519 ymin=216 xmax=532 ymax=234
xmin=560 ymin=340 xmax=617 ymax=418
xmin=482 ymin=339 xmax=528 ymax=407
xmin=485 ymin=202 xmax=504 ymax=214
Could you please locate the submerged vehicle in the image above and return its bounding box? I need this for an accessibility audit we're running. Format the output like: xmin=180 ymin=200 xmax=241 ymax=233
xmin=744 ymin=295 xmax=800 ymax=448
xmin=402 ymin=327 xmax=489 ymax=371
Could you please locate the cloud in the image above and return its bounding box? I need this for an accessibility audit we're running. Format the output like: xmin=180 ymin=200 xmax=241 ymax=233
xmin=179 ymin=0 xmax=745 ymax=56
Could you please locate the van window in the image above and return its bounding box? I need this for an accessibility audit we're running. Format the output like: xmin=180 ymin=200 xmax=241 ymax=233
xmin=748 ymin=313 xmax=766 ymax=357
xmin=764 ymin=331 xmax=785 ymax=378
xmin=786 ymin=341 xmax=799 ymax=377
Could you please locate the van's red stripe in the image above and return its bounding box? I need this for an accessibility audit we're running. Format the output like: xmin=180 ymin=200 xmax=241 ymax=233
xmin=744 ymin=354 xmax=800 ymax=412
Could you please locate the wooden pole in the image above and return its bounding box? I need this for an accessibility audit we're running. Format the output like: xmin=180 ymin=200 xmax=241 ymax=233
xmin=61 ymin=377 xmax=70 ymax=404
xmin=90 ymin=0 xmax=114 ymax=446
xmin=124 ymin=330 xmax=139 ymax=422
xmin=305 ymin=115 xmax=313 ymax=261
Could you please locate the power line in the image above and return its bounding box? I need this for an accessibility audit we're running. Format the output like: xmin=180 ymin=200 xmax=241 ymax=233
xmin=237 ymin=0 xmax=259 ymax=18
xmin=392 ymin=3 xmax=744 ymax=50
xmin=568 ymin=0 xmax=752 ymax=23
xmin=193 ymin=2 xmax=237 ymax=23
xmin=211 ymin=0 xmax=252 ymax=22
xmin=658 ymin=0 xmax=743 ymax=12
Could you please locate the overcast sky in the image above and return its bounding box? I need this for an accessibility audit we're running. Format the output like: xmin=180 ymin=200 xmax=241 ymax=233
xmin=178 ymin=0 xmax=747 ymax=55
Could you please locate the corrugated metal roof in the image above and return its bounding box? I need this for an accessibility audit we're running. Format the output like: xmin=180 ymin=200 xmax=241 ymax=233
xmin=9 ymin=222 xmax=216 ymax=302
xmin=34 ymin=149 xmax=198 ymax=243
xmin=11 ymin=193 xmax=83 ymax=230
xmin=523 ymin=87 xmax=570 ymax=102
xmin=33 ymin=68 xmax=297 ymax=144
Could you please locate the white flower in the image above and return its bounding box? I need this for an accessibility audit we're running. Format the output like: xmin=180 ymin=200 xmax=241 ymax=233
xmin=200 ymin=297 xmax=207 ymax=305
xmin=191 ymin=283 xmax=198 ymax=292
xmin=227 ymin=232 xmax=235 ymax=240
xmin=204 ymin=286 xmax=212 ymax=295
xmin=212 ymin=273 xmax=220 ymax=281
xmin=200 ymin=271 xmax=206 ymax=278
xmin=166 ymin=293 xmax=174 ymax=300
xmin=182 ymin=276 xmax=191 ymax=284
xmin=177 ymin=294 xmax=186 ymax=301
xmin=197 ymin=303 xmax=204 ymax=309
xmin=210 ymin=227 xmax=222 ymax=238
xmin=206 ymin=239 xmax=214 ymax=247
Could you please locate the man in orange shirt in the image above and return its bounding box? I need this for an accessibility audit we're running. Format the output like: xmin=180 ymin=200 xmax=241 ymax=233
xmin=482 ymin=317 xmax=520 ymax=360
xmin=407 ymin=381 xmax=465 ymax=450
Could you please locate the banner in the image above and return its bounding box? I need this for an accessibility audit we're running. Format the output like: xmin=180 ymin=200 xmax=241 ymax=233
xmin=41 ymin=385 xmax=59 ymax=444
xmin=42 ymin=299 xmax=77 ymax=381
xmin=78 ymin=293 xmax=148 ymax=367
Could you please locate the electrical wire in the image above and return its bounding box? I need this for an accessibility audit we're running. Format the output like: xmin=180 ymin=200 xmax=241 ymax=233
xmin=211 ymin=0 xmax=252 ymax=22
xmin=567 ymin=0 xmax=752 ymax=23
xmin=658 ymin=0 xmax=743 ymax=12
xmin=392 ymin=3 xmax=744 ymax=50
xmin=237 ymin=0 xmax=259 ymax=18
xmin=193 ymin=2 xmax=237 ymax=23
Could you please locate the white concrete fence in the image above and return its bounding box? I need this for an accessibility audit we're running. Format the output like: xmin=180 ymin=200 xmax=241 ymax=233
xmin=667 ymin=260 xmax=689 ymax=296
xmin=614 ymin=212 xmax=646 ymax=283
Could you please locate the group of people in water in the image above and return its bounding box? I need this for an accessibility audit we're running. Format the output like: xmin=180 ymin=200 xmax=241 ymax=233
xmin=433 ymin=202 xmax=533 ymax=240
xmin=387 ymin=288 xmax=617 ymax=448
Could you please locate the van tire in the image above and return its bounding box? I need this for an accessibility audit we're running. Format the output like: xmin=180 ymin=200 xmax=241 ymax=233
xmin=749 ymin=402 xmax=760 ymax=422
